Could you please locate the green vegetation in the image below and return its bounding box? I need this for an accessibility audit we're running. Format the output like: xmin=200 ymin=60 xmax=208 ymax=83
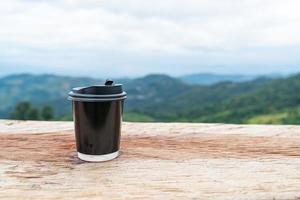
xmin=41 ymin=106 xmax=54 ymax=120
xmin=123 ymin=112 xmax=155 ymax=122
xmin=247 ymin=113 xmax=288 ymax=124
xmin=246 ymin=107 xmax=300 ymax=125
xmin=10 ymin=102 xmax=39 ymax=120
xmin=2 ymin=73 xmax=300 ymax=124
xmin=10 ymin=101 xmax=54 ymax=121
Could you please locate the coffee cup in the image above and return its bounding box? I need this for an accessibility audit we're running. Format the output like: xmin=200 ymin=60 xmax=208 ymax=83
xmin=68 ymin=80 xmax=127 ymax=162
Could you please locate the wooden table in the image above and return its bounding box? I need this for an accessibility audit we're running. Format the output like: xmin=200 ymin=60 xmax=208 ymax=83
xmin=0 ymin=120 xmax=300 ymax=199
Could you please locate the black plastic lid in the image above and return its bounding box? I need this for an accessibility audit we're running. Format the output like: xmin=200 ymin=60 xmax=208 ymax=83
xmin=68 ymin=79 xmax=127 ymax=102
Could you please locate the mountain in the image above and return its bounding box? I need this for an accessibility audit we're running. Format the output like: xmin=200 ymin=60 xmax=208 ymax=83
xmin=203 ymin=74 xmax=300 ymax=124
xmin=1 ymin=73 xmax=300 ymax=124
xmin=133 ymin=77 xmax=271 ymax=121
xmin=124 ymin=74 xmax=190 ymax=109
xmin=134 ymin=74 xmax=300 ymax=124
xmin=179 ymin=73 xmax=281 ymax=85
xmin=0 ymin=74 xmax=103 ymax=118
xmin=0 ymin=73 xmax=189 ymax=119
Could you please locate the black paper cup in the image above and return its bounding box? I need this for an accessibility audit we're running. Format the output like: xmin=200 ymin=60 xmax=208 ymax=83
xmin=68 ymin=80 xmax=126 ymax=162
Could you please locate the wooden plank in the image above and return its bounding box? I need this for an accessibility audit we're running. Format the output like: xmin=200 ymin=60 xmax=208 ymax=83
xmin=0 ymin=120 xmax=300 ymax=200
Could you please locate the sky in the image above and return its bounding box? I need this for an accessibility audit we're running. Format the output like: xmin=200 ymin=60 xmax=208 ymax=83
xmin=0 ymin=0 xmax=300 ymax=78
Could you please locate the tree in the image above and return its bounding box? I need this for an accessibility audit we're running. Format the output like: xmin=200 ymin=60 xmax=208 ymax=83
xmin=41 ymin=106 xmax=54 ymax=120
xmin=10 ymin=101 xmax=40 ymax=120
xmin=27 ymin=108 xmax=39 ymax=120
xmin=10 ymin=102 xmax=31 ymax=120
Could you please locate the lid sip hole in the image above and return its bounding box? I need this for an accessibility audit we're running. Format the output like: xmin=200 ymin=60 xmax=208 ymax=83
xmin=105 ymin=79 xmax=114 ymax=86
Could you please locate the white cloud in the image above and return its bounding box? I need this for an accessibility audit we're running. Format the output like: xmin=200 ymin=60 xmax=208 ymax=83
xmin=0 ymin=0 xmax=300 ymax=76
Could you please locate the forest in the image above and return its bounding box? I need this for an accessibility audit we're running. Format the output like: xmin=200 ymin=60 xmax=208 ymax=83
xmin=1 ymin=73 xmax=300 ymax=124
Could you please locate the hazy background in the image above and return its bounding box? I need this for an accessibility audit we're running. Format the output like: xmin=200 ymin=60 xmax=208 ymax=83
xmin=1 ymin=0 xmax=300 ymax=77
xmin=1 ymin=0 xmax=300 ymax=124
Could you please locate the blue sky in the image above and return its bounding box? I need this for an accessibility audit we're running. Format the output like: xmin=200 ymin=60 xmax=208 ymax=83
xmin=1 ymin=0 xmax=300 ymax=77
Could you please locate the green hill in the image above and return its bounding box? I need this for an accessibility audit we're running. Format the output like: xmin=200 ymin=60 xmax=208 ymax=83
xmin=179 ymin=73 xmax=257 ymax=85
xmin=0 ymin=74 xmax=102 ymax=118
xmin=179 ymin=73 xmax=281 ymax=85
xmin=1 ymin=73 xmax=300 ymax=124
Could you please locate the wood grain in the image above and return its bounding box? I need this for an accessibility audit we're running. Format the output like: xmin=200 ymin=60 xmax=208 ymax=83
xmin=0 ymin=120 xmax=300 ymax=200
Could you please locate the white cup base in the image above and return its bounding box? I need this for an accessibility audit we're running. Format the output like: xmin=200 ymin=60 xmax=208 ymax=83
xmin=77 ymin=151 xmax=119 ymax=162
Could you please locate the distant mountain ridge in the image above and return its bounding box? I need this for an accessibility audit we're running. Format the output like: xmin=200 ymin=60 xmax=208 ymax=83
xmin=179 ymin=73 xmax=282 ymax=85
xmin=0 ymin=72 xmax=299 ymax=124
